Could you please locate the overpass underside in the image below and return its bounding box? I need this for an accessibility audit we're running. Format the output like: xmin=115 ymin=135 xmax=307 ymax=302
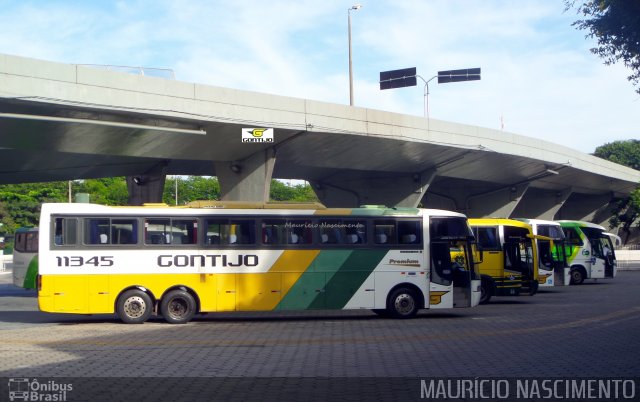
xmin=0 ymin=54 xmax=638 ymax=228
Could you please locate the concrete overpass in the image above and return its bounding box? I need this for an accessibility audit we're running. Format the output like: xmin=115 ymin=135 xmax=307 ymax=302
xmin=1 ymin=53 xmax=638 ymax=227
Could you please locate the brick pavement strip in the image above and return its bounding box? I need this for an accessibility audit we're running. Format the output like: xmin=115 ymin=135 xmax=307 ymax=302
xmin=0 ymin=271 xmax=639 ymax=400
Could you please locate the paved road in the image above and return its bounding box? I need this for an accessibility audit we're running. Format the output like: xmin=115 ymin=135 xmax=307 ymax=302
xmin=0 ymin=270 xmax=638 ymax=401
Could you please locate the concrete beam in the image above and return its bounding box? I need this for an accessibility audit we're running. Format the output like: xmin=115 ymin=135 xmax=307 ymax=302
xmin=311 ymin=170 xmax=436 ymax=208
xmin=214 ymin=149 xmax=276 ymax=202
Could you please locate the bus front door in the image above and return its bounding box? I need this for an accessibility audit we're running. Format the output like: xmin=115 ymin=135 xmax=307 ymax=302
xmin=430 ymin=241 xmax=476 ymax=309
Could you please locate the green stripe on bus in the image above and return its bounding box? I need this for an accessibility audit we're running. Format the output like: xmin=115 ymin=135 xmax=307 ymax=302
xmin=23 ymin=254 xmax=39 ymax=290
xmin=309 ymin=249 xmax=388 ymax=309
xmin=276 ymin=250 xmax=352 ymax=310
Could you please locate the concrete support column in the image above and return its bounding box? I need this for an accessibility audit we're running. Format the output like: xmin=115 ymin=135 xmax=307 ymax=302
xmin=510 ymin=187 xmax=572 ymax=220
xmin=466 ymin=183 xmax=529 ymax=218
xmin=214 ymin=149 xmax=276 ymax=202
xmin=127 ymin=167 xmax=167 ymax=205
xmin=557 ymin=193 xmax=615 ymax=227
xmin=310 ymin=170 xmax=436 ymax=208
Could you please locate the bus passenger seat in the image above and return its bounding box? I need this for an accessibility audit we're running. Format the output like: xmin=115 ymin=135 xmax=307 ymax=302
xmin=376 ymin=233 xmax=387 ymax=244
xmin=402 ymin=234 xmax=417 ymax=244
xmin=346 ymin=234 xmax=359 ymax=244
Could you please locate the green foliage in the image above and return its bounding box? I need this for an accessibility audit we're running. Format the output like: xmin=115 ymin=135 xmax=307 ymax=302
xmin=594 ymin=139 xmax=640 ymax=170
xmin=270 ymin=180 xmax=319 ymax=202
xmin=593 ymin=140 xmax=640 ymax=242
xmin=162 ymin=177 xmax=318 ymax=204
xmin=0 ymin=176 xmax=319 ymax=233
xmin=163 ymin=176 xmax=221 ymax=205
xmin=566 ymin=0 xmax=640 ymax=94
xmin=75 ymin=177 xmax=129 ymax=206
xmin=0 ymin=182 xmax=68 ymax=232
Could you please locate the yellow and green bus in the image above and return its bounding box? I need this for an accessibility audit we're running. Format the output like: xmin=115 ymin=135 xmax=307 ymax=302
xmin=469 ymin=218 xmax=539 ymax=304
xmin=557 ymin=220 xmax=617 ymax=284
xmin=515 ymin=218 xmax=570 ymax=287
xmin=38 ymin=202 xmax=481 ymax=324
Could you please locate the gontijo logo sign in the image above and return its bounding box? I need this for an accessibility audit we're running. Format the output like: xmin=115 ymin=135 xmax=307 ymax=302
xmin=242 ymin=128 xmax=274 ymax=143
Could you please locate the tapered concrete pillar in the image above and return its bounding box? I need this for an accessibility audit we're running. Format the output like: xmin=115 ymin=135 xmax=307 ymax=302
xmin=510 ymin=188 xmax=572 ymax=220
xmin=127 ymin=173 xmax=167 ymax=205
xmin=465 ymin=183 xmax=530 ymax=218
xmin=310 ymin=169 xmax=436 ymax=208
xmin=557 ymin=193 xmax=616 ymax=228
xmin=214 ymin=149 xmax=276 ymax=202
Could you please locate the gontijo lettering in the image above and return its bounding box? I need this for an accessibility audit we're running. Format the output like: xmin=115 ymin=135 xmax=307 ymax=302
xmin=158 ymin=254 xmax=259 ymax=267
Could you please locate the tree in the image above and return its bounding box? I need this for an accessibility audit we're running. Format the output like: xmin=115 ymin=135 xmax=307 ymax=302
xmin=565 ymin=0 xmax=640 ymax=95
xmin=75 ymin=177 xmax=129 ymax=205
xmin=594 ymin=140 xmax=640 ymax=242
xmin=593 ymin=139 xmax=640 ymax=169
xmin=163 ymin=176 xmax=221 ymax=205
xmin=270 ymin=180 xmax=319 ymax=202
xmin=0 ymin=182 xmax=68 ymax=231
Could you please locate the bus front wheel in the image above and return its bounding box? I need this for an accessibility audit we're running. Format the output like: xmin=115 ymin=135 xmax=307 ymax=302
xmin=160 ymin=289 xmax=196 ymax=324
xmin=570 ymin=269 xmax=585 ymax=285
xmin=479 ymin=277 xmax=493 ymax=304
xmin=117 ymin=289 xmax=153 ymax=324
xmin=387 ymin=287 xmax=419 ymax=319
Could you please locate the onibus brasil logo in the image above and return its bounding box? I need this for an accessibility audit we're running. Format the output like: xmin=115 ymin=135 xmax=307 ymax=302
xmin=242 ymin=128 xmax=274 ymax=143
xmin=8 ymin=378 xmax=73 ymax=401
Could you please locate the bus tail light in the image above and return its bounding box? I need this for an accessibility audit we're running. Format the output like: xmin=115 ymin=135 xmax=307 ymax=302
xmin=37 ymin=275 xmax=42 ymax=291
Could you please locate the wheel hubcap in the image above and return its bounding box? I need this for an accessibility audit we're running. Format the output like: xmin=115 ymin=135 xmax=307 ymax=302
xmin=169 ymin=298 xmax=188 ymax=318
xmin=123 ymin=296 xmax=147 ymax=318
xmin=394 ymin=294 xmax=414 ymax=315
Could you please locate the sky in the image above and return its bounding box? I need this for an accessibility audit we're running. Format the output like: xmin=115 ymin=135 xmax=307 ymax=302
xmin=0 ymin=0 xmax=638 ymax=154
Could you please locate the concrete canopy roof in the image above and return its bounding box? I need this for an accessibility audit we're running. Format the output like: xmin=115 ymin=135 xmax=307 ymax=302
xmin=0 ymin=53 xmax=638 ymax=201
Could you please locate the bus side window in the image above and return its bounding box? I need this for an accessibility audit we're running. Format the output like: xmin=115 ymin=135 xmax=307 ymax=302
xmin=53 ymin=218 xmax=77 ymax=246
xmin=374 ymin=220 xmax=396 ymax=244
xmin=398 ymin=221 xmax=421 ymax=244
xmin=344 ymin=220 xmax=366 ymax=244
xmin=475 ymin=227 xmax=499 ymax=250
xmin=85 ymin=218 xmax=110 ymax=245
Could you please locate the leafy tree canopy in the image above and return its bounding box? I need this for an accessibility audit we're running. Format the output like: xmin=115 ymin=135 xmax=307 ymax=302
xmin=566 ymin=0 xmax=640 ymax=95
xmin=594 ymin=139 xmax=640 ymax=170
xmin=0 ymin=177 xmax=319 ymax=233
xmin=594 ymin=140 xmax=640 ymax=242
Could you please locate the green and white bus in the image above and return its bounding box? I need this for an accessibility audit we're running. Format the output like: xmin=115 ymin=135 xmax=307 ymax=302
xmin=12 ymin=226 xmax=39 ymax=289
xmin=37 ymin=202 xmax=481 ymax=324
xmin=557 ymin=220 xmax=617 ymax=285
xmin=515 ymin=219 xmax=570 ymax=287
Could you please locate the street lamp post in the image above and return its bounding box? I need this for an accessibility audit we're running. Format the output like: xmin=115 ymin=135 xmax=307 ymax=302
xmin=348 ymin=4 xmax=362 ymax=106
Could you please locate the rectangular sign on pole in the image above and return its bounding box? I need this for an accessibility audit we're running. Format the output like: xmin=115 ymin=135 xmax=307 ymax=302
xmin=379 ymin=67 xmax=417 ymax=90
xmin=437 ymin=68 xmax=481 ymax=84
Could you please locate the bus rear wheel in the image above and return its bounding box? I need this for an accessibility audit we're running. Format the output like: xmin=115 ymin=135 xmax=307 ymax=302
xmin=387 ymin=287 xmax=419 ymax=319
xmin=161 ymin=289 xmax=196 ymax=324
xmin=117 ymin=289 xmax=153 ymax=324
